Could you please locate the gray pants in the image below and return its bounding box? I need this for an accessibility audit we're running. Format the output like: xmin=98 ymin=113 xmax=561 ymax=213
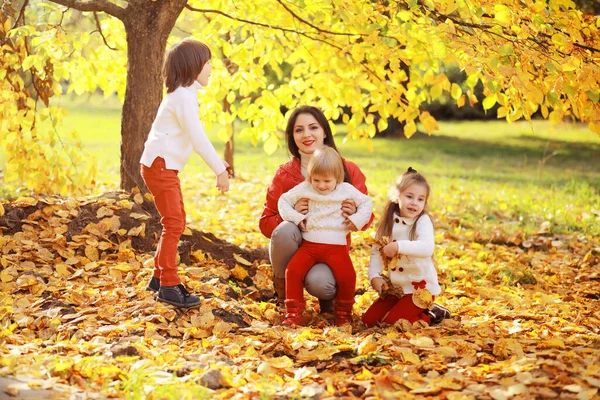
xmin=269 ymin=221 xmax=337 ymax=300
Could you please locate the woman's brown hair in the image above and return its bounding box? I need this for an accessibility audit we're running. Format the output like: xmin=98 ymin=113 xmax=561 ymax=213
xmin=163 ymin=39 xmax=211 ymax=93
xmin=284 ymin=105 xmax=351 ymax=184
xmin=375 ymin=167 xmax=431 ymax=241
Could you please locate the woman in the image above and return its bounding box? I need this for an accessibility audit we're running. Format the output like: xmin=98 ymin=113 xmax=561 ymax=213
xmin=259 ymin=106 xmax=373 ymax=313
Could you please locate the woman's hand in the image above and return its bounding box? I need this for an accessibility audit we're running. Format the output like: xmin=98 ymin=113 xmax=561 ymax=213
xmin=341 ymin=199 xmax=357 ymax=218
xmin=383 ymin=242 xmax=398 ymax=258
xmin=294 ymin=198 xmax=309 ymax=215
xmin=371 ymin=277 xmax=388 ymax=295
xmin=343 ymin=219 xmax=358 ymax=232
xmin=298 ymin=219 xmax=307 ymax=231
xmin=216 ymin=171 xmax=229 ymax=193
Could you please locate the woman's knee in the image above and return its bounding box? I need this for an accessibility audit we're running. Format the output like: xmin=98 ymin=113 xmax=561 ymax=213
xmin=304 ymin=263 xmax=337 ymax=300
xmin=269 ymin=222 xmax=303 ymax=279
xmin=271 ymin=221 xmax=303 ymax=246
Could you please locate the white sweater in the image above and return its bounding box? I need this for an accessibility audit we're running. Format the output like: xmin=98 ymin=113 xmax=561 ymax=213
xmin=368 ymin=213 xmax=441 ymax=295
xmin=278 ymin=182 xmax=372 ymax=245
xmin=140 ymin=81 xmax=225 ymax=175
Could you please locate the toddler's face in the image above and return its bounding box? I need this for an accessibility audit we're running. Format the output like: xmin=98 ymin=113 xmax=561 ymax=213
xmin=196 ymin=62 xmax=212 ymax=86
xmin=398 ymin=183 xmax=428 ymax=218
xmin=310 ymin=173 xmax=337 ymax=195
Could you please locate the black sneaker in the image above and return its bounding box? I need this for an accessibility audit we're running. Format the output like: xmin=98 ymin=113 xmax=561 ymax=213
xmin=426 ymin=304 xmax=451 ymax=325
xmin=146 ymin=277 xmax=160 ymax=292
xmin=157 ymin=284 xmax=200 ymax=308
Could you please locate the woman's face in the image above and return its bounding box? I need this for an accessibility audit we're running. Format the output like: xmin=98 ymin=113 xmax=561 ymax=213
xmin=292 ymin=113 xmax=325 ymax=154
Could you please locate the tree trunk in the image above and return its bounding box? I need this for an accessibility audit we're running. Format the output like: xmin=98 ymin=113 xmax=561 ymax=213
xmin=223 ymin=98 xmax=235 ymax=177
xmin=119 ymin=2 xmax=186 ymax=192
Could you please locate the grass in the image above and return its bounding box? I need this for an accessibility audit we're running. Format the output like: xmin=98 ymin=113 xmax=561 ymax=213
xmin=2 ymin=94 xmax=600 ymax=240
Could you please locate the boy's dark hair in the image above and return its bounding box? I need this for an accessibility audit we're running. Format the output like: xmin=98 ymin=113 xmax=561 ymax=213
xmin=163 ymin=39 xmax=211 ymax=93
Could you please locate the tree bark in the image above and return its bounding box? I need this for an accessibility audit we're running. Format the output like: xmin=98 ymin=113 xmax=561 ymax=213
xmin=223 ymin=98 xmax=235 ymax=177
xmin=119 ymin=1 xmax=187 ymax=192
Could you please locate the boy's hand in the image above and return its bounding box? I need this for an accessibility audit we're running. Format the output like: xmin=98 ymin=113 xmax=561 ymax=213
xmin=294 ymin=198 xmax=309 ymax=215
xmin=216 ymin=171 xmax=229 ymax=193
xmin=298 ymin=219 xmax=307 ymax=231
xmin=371 ymin=277 xmax=388 ymax=295
xmin=383 ymin=242 xmax=398 ymax=258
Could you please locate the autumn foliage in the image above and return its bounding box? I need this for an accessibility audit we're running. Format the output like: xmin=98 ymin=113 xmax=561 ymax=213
xmin=0 ymin=188 xmax=599 ymax=398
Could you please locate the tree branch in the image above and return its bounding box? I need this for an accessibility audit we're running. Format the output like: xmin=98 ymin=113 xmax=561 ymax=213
xmin=93 ymin=12 xmax=117 ymax=50
xmin=12 ymin=0 xmax=30 ymax=30
xmin=49 ymin=0 xmax=126 ymax=20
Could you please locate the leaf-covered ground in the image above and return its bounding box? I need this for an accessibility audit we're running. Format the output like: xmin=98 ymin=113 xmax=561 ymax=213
xmin=1 ymin=179 xmax=599 ymax=399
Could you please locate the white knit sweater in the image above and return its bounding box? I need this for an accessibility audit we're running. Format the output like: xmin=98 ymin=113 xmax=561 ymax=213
xmin=368 ymin=213 xmax=441 ymax=295
xmin=278 ymin=182 xmax=372 ymax=245
xmin=140 ymin=81 xmax=225 ymax=175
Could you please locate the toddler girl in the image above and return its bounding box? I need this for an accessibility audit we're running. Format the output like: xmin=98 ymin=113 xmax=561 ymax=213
xmin=278 ymin=146 xmax=372 ymax=326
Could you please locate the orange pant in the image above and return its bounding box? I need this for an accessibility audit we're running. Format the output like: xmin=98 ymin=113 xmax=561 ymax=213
xmin=140 ymin=157 xmax=185 ymax=286
xmin=362 ymin=294 xmax=431 ymax=327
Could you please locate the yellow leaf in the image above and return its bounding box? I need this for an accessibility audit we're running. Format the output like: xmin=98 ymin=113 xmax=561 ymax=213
xmin=127 ymin=223 xmax=145 ymax=237
xmin=538 ymin=338 xmax=566 ymax=350
xmin=561 ymin=56 xmax=581 ymax=72
xmin=0 ymin=203 xmax=4 ymax=217
xmin=96 ymin=206 xmax=114 ymax=218
xmin=357 ymin=335 xmax=378 ymax=355
xmin=233 ymin=253 xmax=252 ymax=266
xmin=231 ymin=264 xmax=249 ymax=281
xmin=482 ymin=95 xmax=497 ymax=110
xmin=494 ymin=4 xmax=511 ymax=25
xmin=451 ymin=83 xmax=462 ymax=100
xmin=404 ymin=120 xmax=417 ymax=138
xmin=84 ymin=245 xmax=99 ymax=262
xmin=133 ymin=193 xmax=144 ymax=204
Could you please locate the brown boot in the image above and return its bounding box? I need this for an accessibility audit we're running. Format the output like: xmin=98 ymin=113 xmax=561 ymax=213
xmin=282 ymin=299 xmax=305 ymax=326
xmin=272 ymin=277 xmax=285 ymax=303
xmin=334 ymin=299 xmax=354 ymax=326
xmin=318 ymin=299 xmax=334 ymax=314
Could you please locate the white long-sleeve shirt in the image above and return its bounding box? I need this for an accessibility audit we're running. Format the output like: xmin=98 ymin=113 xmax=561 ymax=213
xmin=140 ymin=81 xmax=225 ymax=175
xmin=278 ymin=181 xmax=372 ymax=245
xmin=368 ymin=213 xmax=441 ymax=295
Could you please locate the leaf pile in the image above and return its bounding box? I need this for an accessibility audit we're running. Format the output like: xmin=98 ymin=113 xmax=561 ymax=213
xmin=1 ymin=192 xmax=600 ymax=399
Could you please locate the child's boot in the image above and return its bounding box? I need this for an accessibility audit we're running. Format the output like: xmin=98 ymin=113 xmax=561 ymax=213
xmin=158 ymin=284 xmax=200 ymax=308
xmin=282 ymin=299 xmax=305 ymax=326
xmin=146 ymin=276 xmax=160 ymax=292
xmin=425 ymin=304 xmax=451 ymax=325
xmin=272 ymin=277 xmax=286 ymax=303
xmin=334 ymin=299 xmax=355 ymax=326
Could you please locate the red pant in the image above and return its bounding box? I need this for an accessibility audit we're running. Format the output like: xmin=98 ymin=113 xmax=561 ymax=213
xmin=362 ymin=294 xmax=431 ymax=327
xmin=140 ymin=157 xmax=186 ymax=286
xmin=285 ymin=241 xmax=356 ymax=302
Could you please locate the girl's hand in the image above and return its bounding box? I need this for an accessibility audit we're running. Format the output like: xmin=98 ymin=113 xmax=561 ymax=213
xmin=216 ymin=171 xmax=229 ymax=193
xmin=341 ymin=199 xmax=357 ymax=218
xmin=383 ymin=242 xmax=398 ymax=258
xmin=371 ymin=277 xmax=388 ymax=295
xmin=343 ymin=219 xmax=358 ymax=232
xmin=294 ymin=198 xmax=309 ymax=215
xmin=298 ymin=219 xmax=307 ymax=231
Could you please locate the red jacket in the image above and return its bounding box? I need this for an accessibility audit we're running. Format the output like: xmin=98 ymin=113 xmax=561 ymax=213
xmin=259 ymin=157 xmax=374 ymax=246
